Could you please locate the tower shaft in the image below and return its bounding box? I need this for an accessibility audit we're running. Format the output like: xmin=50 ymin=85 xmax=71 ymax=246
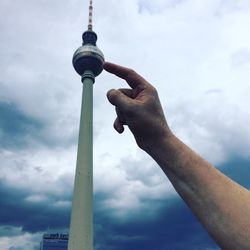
xmin=68 ymin=71 xmax=95 ymax=250
xmin=69 ymin=0 xmax=104 ymax=248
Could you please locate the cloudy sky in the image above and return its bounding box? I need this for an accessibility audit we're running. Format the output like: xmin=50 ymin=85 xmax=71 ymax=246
xmin=1 ymin=0 xmax=250 ymax=249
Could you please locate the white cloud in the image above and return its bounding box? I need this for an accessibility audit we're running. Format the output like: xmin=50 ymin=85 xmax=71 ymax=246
xmin=94 ymin=151 xmax=176 ymax=218
xmin=0 ymin=147 xmax=75 ymax=197
xmin=168 ymin=92 xmax=250 ymax=165
xmin=0 ymin=227 xmax=41 ymax=250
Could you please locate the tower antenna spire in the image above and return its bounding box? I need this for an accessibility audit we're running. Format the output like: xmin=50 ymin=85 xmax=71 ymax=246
xmin=88 ymin=0 xmax=93 ymax=30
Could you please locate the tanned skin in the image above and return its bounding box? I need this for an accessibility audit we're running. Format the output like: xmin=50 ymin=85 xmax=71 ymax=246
xmin=104 ymin=62 xmax=250 ymax=250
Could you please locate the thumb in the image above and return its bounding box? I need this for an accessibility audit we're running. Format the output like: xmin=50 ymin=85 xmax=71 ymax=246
xmin=107 ymin=89 xmax=133 ymax=111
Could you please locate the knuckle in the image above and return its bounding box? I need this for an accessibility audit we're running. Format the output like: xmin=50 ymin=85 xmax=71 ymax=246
xmin=126 ymin=69 xmax=137 ymax=81
xmin=107 ymin=89 xmax=119 ymax=101
xmin=127 ymin=68 xmax=136 ymax=76
xmin=149 ymin=85 xmax=157 ymax=94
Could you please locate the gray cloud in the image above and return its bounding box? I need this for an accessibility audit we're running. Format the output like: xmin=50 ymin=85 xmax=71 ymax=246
xmin=1 ymin=155 xmax=248 ymax=249
xmin=0 ymin=99 xmax=79 ymax=150
xmin=221 ymin=157 xmax=250 ymax=189
xmin=0 ymin=226 xmax=23 ymax=237
xmin=0 ymin=178 xmax=71 ymax=233
xmin=94 ymin=193 xmax=218 ymax=250
xmin=0 ymin=101 xmax=43 ymax=149
xmin=1 ymin=0 xmax=250 ymax=249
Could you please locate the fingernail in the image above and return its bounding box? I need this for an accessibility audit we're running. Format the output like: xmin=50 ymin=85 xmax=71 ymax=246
xmin=119 ymin=126 xmax=124 ymax=134
xmin=103 ymin=62 xmax=110 ymax=70
xmin=116 ymin=125 xmax=124 ymax=134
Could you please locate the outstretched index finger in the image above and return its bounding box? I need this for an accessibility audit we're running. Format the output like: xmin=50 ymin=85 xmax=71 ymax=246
xmin=104 ymin=62 xmax=149 ymax=89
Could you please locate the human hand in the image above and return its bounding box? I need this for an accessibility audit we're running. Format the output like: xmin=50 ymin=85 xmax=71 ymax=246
xmin=104 ymin=62 xmax=171 ymax=152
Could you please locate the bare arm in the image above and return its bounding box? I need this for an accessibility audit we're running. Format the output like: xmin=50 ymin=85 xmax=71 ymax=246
xmin=104 ymin=62 xmax=250 ymax=249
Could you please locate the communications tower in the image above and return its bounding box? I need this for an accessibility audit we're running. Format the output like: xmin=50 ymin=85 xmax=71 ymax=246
xmin=68 ymin=1 xmax=104 ymax=249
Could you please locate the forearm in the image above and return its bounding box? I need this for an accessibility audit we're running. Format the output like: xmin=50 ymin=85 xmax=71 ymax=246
xmin=147 ymin=133 xmax=250 ymax=249
xmin=104 ymin=62 xmax=250 ymax=248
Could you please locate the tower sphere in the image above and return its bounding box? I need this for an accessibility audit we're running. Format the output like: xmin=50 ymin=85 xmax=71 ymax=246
xmin=73 ymin=30 xmax=104 ymax=77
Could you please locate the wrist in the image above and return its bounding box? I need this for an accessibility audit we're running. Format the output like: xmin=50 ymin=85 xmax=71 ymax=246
xmin=140 ymin=127 xmax=175 ymax=156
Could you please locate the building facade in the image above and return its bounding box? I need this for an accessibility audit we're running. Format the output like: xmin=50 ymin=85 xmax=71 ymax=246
xmin=40 ymin=233 xmax=68 ymax=250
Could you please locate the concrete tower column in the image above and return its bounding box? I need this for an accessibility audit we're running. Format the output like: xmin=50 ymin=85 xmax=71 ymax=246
xmin=68 ymin=71 xmax=95 ymax=250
